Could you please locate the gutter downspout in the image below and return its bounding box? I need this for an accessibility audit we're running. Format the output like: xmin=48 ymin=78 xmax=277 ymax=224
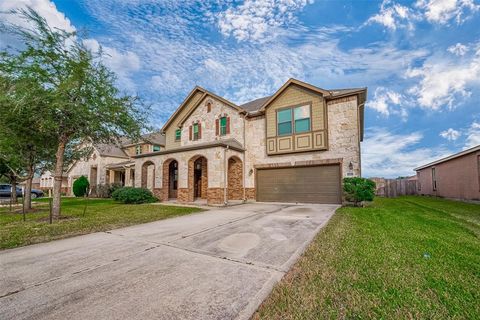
xmin=242 ymin=114 xmax=247 ymax=202
xmin=224 ymin=145 xmax=229 ymax=206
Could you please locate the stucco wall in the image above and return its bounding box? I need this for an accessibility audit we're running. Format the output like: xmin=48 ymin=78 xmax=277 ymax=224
xmin=417 ymin=152 xmax=480 ymax=200
xmin=243 ymin=95 xmax=361 ymax=188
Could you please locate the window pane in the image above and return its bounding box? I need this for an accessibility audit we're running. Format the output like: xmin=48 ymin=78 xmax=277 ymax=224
xmin=294 ymin=105 xmax=310 ymax=120
xmin=220 ymin=117 xmax=227 ymax=127
xmin=278 ymin=121 xmax=292 ymax=135
xmin=295 ymin=118 xmax=310 ymax=133
xmin=153 ymin=145 xmax=161 ymax=152
xmin=277 ymin=109 xmax=292 ymax=123
xmin=175 ymin=129 xmax=181 ymax=141
xmin=193 ymin=124 xmax=198 ymax=133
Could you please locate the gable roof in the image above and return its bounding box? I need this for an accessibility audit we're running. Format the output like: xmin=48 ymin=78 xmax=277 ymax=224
xmin=161 ymin=86 xmax=243 ymax=132
xmin=94 ymin=143 xmax=129 ymax=158
xmin=257 ymin=78 xmax=331 ymax=112
xmin=161 ymin=86 xmax=206 ymax=132
xmin=239 ymin=96 xmax=271 ymax=113
xmin=414 ymin=145 xmax=480 ymax=171
xmin=178 ymin=87 xmax=243 ymax=126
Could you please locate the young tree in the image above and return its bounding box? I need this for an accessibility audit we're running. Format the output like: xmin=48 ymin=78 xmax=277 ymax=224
xmin=0 ymin=73 xmax=55 ymax=210
xmin=0 ymin=8 xmax=148 ymax=218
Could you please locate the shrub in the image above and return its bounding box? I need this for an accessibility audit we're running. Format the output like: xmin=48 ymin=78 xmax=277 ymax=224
xmin=343 ymin=177 xmax=376 ymax=204
xmin=95 ymin=183 xmax=123 ymax=198
xmin=111 ymin=187 xmax=157 ymax=204
xmin=73 ymin=176 xmax=90 ymax=197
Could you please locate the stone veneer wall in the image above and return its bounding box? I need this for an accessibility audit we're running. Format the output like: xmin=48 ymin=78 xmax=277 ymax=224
xmin=227 ymin=157 xmax=243 ymax=200
xmin=244 ymin=95 xmax=361 ymax=190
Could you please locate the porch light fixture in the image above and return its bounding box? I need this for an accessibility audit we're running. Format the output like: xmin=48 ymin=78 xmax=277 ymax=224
xmin=249 ymin=169 xmax=253 ymax=176
xmin=348 ymin=162 xmax=354 ymax=171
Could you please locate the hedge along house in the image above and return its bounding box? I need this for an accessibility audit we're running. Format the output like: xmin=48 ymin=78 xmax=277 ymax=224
xmin=415 ymin=145 xmax=480 ymax=201
xmin=133 ymin=78 xmax=367 ymax=205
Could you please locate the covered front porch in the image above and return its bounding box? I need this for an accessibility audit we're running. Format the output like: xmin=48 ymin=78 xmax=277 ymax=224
xmin=134 ymin=141 xmax=252 ymax=206
xmin=105 ymin=161 xmax=135 ymax=187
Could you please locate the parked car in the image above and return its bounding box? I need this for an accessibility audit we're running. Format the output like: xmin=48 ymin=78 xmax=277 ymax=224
xmin=0 ymin=184 xmax=44 ymax=198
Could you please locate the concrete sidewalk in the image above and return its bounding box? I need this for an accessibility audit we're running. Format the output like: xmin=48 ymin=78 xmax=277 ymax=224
xmin=0 ymin=202 xmax=337 ymax=320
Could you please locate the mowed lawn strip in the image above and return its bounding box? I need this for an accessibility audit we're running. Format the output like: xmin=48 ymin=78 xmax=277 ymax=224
xmin=254 ymin=196 xmax=480 ymax=319
xmin=0 ymin=198 xmax=202 ymax=250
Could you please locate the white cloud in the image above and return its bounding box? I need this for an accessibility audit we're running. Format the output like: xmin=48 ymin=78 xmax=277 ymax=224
xmin=83 ymin=39 xmax=141 ymax=91
xmin=447 ymin=43 xmax=469 ymax=56
xmin=465 ymin=121 xmax=480 ymax=148
xmin=366 ymin=0 xmax=419 ymax=30
xmin=366 ymin=87 xmax=405 ymax=117
xmin=0 ymin=0 xmax=75 ymax=32
xmin=217 ymin=0 xmax=313 ymax=42
xmin=440 ymin=128 xmax=461 ymax=140
xmin=405 ymin=51 xmax=480 ymax=109
xmin=362 ymin=128 xmax=451 ymax=178
xmin=416 ymin=0 xmax=480 ymax=24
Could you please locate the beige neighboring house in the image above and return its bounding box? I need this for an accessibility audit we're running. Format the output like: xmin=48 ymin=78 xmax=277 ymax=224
xmin=134 ymin=78 xmax=367 ymax=205
xmin=39 ymin=132 xmax=165 ymax=196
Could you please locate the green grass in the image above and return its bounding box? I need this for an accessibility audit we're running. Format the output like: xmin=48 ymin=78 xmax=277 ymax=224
xmin=0 ymin=197 xmax=202 ymax=250
xmin=254 ymin=196 xmax=480 ymax=319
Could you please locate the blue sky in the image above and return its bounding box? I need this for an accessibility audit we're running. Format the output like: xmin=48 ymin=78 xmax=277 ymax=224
xmin=1 ymin=0 xmax=480 ymax=177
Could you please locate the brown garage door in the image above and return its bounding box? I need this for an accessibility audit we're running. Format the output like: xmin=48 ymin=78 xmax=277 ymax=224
xmin=256 ymin=165 xmax=341 ymax=204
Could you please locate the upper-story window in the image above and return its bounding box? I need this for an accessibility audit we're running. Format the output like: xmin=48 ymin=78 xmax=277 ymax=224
xmin=432 ymin=167 xmax=437 ymax=191
xmin=220 ymin=116 xmax=227 ymax=135
xmin=277 ymin=105 xmax=311 ymax=136
xmin=192 ymin=123 xmax=201 ymax=140
xmin=175 ymin=129 xmax=181 ymax=142
xmin=207 ymin=102 xmax=212 ymax=113
xmin=152 ymin=145 xmax=161 ymax=152
xmin=216 ymin=116 xmax=230 ymax=136
xmin=135 ymin=145 xmax=142 ymax=155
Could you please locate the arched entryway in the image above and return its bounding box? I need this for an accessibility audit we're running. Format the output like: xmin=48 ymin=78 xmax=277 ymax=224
xmin=141 ymin=161 xmax=155 ymax=190
xmin=162 ymin=158 xmax=178 ymax=200
xmin=188 ymin=155 xmax=208 ymax=202
xmin=228 ymin=156 xmax=243 ymax=200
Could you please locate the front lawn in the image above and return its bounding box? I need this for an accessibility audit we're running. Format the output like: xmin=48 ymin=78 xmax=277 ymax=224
xmin=0 ymin=198 xmax=202 ymax=249
xmin=255 ymin=196 xmax=480 ymax=319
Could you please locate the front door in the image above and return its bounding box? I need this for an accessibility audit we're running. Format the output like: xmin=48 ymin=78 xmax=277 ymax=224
xmin=194 ymin=169 xmax=202 ymax=198
xmin=168 ymin=161 xmax=178 ymax=198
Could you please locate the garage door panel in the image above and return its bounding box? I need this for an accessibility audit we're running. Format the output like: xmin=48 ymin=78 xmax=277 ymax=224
xmin=256 ymin=165 xmax=341 ymax=204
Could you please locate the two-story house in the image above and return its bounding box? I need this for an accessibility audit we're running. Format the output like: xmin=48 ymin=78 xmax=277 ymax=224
xmin=133 ymin=78 xmax=366 ymax=205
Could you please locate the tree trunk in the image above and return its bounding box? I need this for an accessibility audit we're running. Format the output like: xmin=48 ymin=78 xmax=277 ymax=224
xmin=24 ymin=165 xmax=34 ymax=211
xmin=52 ymin=140 xmax=66 ymax=219
xmin=10 ymin=176 xmax=17 ymax=204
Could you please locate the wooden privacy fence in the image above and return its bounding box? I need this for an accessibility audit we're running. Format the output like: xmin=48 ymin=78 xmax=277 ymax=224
xmin=371 ymin=178 xmax=418 ymax=198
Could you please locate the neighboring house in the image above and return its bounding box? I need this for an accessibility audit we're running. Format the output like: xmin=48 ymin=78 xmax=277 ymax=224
xmin=415 ymin=145 xmax=480 ymax=201
xmin=133 ymin=78 xmax=366 ymax=205
xmin=38 ymin=132 xmax=165 ymax=196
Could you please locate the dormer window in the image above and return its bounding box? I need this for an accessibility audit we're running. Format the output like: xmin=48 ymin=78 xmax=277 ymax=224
xmin=175 ymin=129 xmax=181 ymax=142
xmin=135 ymin=145 xmax=142 ymax=155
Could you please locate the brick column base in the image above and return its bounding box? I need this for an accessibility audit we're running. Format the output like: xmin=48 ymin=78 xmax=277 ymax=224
xmin=152 ymin=188 xmax=165 ymax=201
xmin=177 ymin=188 xmax=189 ymax=203
xmin=245 ymin=188 xmax=256 ymax=200
xmin=207 ymin=188 xmax=224 ymax=205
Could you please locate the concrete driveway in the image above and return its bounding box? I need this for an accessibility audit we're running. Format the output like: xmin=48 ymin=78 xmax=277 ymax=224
xmin=0 ymin=202 xmax=338 ymax=320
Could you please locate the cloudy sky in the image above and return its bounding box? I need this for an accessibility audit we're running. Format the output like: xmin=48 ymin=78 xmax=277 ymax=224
xmin=1 ymin=0 xmax=479 ymax=177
